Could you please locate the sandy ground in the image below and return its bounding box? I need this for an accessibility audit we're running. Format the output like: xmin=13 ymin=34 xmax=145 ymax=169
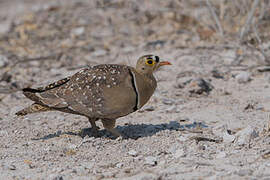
xmin=0 ymin=0 xmax=270 ymax=179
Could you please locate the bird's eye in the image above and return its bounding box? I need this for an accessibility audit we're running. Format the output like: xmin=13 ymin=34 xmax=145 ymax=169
xmin=146 ymin=59 xmax=154 ymax=65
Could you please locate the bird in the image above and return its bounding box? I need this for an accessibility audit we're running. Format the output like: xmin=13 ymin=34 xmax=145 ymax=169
xmin=16 ymin=55 xmax=171 ymax=137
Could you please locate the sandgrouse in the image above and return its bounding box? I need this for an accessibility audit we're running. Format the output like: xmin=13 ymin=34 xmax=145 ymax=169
xmin=16 ymin=55 xmax=171 ymax=137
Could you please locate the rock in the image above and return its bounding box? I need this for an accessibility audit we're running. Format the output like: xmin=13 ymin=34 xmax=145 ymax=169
xmin=165 ymin=105 xmax=180 ymax=113
xmin=179 ymin=135 xmax=189 ymax=142
xmin=123 ymin=46 xmax=135 ymax=53
xmin=173 ymin=148 xmax=185 ymax=158
xmin=235 ymin=72 xmax=251 ymax=83
xmin=92 ymin=49 xmax=107 ymax=57
xmin=0 ymin=20 xmax=11 ymax=34
xmin=0 ymin=55 xmax=8 ymax=68
xmin=144 ymin=156 xmax=157 ymax=166
xmin=162 ymin=98 xmax=174 ymax=105
xmin=216 ymin=151 xmax=226 ymax=158
xmin=223 ymin=131 xmax=235 ymax=143
xmin=125 ymin=172 xmax=157 ymax=180
xmin=81 ymin=162 xmax=94 ymax=170
xmin=176 ymin=77 xmax=192 ymax=88
xmin=116 ymin=162 xmax=124 ymax=168
xmin=223 ymin=50 xmax=237 ymax=64
xmin=128 ymin=150 xmax=138 ymax=157
xmin=6 ymin=164 xmax=16 ymax=170
xmin=211 ymin=69 xmax=224 ymax=79
xmin=235 ymin=169 xmax=253 ymax=176
xmin=138 ymin=105 xmax=155 ymax=112
xmin=187 ymin=78 xmax=214 ymax=95
xmin=71 ymin=27 xmax=85 ymax=36
xmin=235 ymin=126 xmax=258 ymax=146
xmin=50 ymin=175 xmax=64 ymax=180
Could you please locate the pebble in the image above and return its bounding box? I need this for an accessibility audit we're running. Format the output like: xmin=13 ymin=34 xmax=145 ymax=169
xmin=235 ymin=72 xmax=251 ymax=83
xmin=92 ymin=49 xmax=107 ymax=57
xmin=0 ymin=20 xmax=11 ymax=34
xmin=123 ymin=46 xmax=135 ymax=53
xmin=116 ymin=162 xmax=124 ymax=168
xmin=6 ymin=164 xmax=16 ymax=170
xmin=144 ymin=156 xmax=157 ymax=166
xmin=176 ymin=77 xmax=192 ymax=88
xmin=173 ymin=148 xmax=185 ymax=158
xmin=188 ymin=78 xmax=214 ymax=95
xmin=223 ymin=131 xmax=235 ymax=143
xmin=127 ymin=172 xmax=157 ymax=180
xmin=165 ymin=105 xmax=180 ymax=113
xmin=162 ymin=98 xmax=174 ymax=105
xmin=216 ymin=151 xmax=226 ymax=158
xmin=0 ymin=130 xmax=8 ymax=136
xmin=223 ymin=50 xmax=237 ymax=64
xmin=81 ymin=162 xmax=94 ymax=170
xmin=138 ymin=105 xmax=155 ymax=112
xmin=179 ymin=135 xmax=189 ymax=142
xmin=0 ymin=55 xmax=8 ymax=68
xmin=128 ymin=150 xmax=138 ymax=157
xmin=50 ymin=175 xmax=63 ymax=180
xmin=71 ymin=27 xmax=85 ymax=36
xmin=235 ymin=169 xmax=253 ymax=176
xmin=211 ymin=69 xmax=224 ymax=79
xmin=235 ymin=126 xmax=258 ymax=146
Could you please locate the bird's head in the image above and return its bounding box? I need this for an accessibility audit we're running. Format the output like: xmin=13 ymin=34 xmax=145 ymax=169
xmin=136 ymin=55 xmax=171 ymax=75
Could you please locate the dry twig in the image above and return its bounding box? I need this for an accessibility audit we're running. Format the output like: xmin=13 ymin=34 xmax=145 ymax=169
xmin=239 ymin=0 xmax=260 ymax=41
xmin=206 ymin=0 xmax=224 ymax=37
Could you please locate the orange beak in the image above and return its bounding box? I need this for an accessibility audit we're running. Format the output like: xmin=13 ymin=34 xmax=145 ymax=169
xmin=159 ymin=61 xmax=172 ymax=66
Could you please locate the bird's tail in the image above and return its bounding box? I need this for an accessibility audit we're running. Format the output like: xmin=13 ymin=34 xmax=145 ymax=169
xmin=16 ymin=103 xmax=50 ymax=116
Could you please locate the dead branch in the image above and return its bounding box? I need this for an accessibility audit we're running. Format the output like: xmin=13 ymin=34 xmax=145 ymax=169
xmin=13 ymin=52 xmax=63 ymax=66
xmin=206 ymin=0 xmax=224 ymax=37
xmin=239 ymin=0 xmax=260 ymax=41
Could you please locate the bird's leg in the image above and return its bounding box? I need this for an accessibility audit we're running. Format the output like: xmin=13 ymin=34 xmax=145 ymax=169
xmin=88 ymin=118 xmax=99 ymax=137
xmin=101 ymin=118 xmax=121 ymax=138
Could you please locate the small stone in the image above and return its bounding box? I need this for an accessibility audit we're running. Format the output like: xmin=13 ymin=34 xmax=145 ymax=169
xmin=0 ymin=55 xmax=8 ymax=68
xmin=187 ymin=78 xmax=214 ymax=95
xmin=162 ymin=98 xmax=174 ymax=105
xmin=165 ymin=105 xmax=180 ymax=113
xmin=138 ymin=105 xmax=155 ymax=112
xmin=216 ymin=151 xmax=226 ymax=158
xmin=173 ymin=148 xmax=185 ymax=158
xmin=8 ymin=164 xmax=16 ymax=170
xmin=51 ymin=175 xmax=64 ymax=180
xmin=235 ymin=72 xmax=251 ymax=83
xmin=123 ymin=46 xmax=135 ymax=53
xmin=92 ymin=49 xmax=107 ymax=57
xmin=176 ymin=77 xmax=192 ymax=88
xmin=223 ymin=131 xmax=235 ymax=143
xmin=176 ymin=117 xmax=190 ymax=122
xmin=223 ymin=50 xmax=237 ymax=64
xmin=128 ymin=150 xmax=138 ymax=157
xmin=144 ymin=156 xmax=157 ymax=166
xmin=179 ymin=135 xmax=188 ymax=142
xmin=235 ymin=169 xmax=253 ymax=176
xmin=81 ymin=162 xmax=94 ymax=170
xmin=116 ymin=162 xmax=124 ymax=168
xmin=0 ymin=20 xmax=11 ymax=34
xmin=71 ymin=27 xmax=85 ymax=36
xmin=211 ymin=69 xmax=224 ymax=79
xmin=235 ymin=126 xmax=258 ymax=146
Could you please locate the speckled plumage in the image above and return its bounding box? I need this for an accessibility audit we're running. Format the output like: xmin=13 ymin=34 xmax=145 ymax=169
xmin=16 ymin=55 xmax=171 ymax=137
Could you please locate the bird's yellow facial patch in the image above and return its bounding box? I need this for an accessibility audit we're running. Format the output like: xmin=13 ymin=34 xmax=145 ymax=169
xmin=145 ymin=57 xmax=155 ymax=66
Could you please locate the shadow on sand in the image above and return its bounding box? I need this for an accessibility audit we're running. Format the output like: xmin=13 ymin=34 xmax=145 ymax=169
xmin=32 ymin=121 xmax=208 ymax=140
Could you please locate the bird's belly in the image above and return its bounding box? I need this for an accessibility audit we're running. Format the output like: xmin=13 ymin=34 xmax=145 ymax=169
xmin=101 ymin=86 xmax=137 ymax=119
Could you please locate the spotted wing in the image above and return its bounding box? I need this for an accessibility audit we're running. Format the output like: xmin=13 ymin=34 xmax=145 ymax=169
xmin=29 ymin=64 xmax=137 ymax=117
